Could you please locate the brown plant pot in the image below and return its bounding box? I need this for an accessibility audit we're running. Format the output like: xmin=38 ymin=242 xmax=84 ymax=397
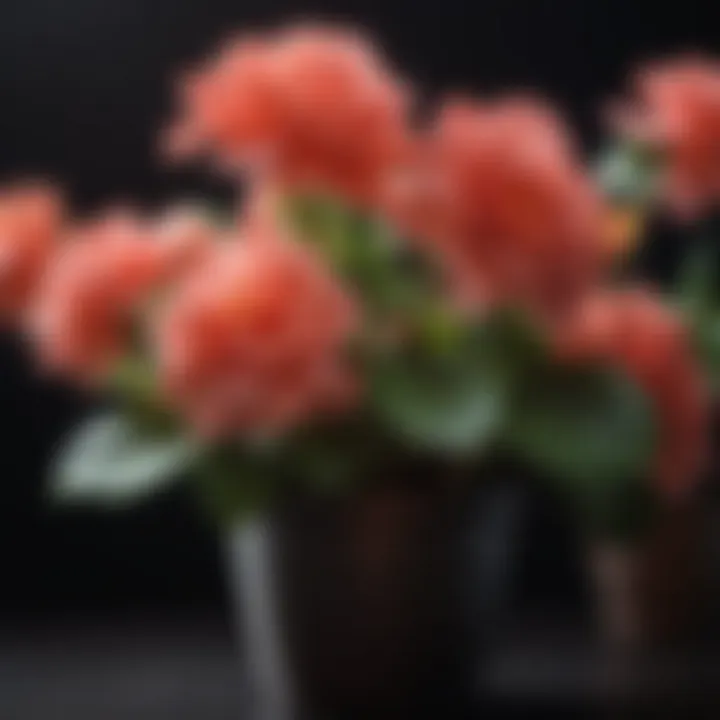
xmin=587 ymin=500 xmax=705 ymax=653
xmin=225 ymin=480 xmax=525 ymax=720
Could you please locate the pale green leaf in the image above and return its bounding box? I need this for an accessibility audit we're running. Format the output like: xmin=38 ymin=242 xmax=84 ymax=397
xmin=51 ymin=413 xmax=199 ymax=507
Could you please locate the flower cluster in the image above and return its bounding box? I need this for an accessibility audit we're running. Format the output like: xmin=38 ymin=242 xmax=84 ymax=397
xmin=389 ymin=98 xmax=606 ymax=319
xmin=166 ymin=25 xmax=409 ymax=206
xmin=612 ymin=56 xmax=720 ymax=217
xmin=156 ymin=223 xmax=358 ymax=437
xmin=28 ymin=209 xmax=218 ymax=382
xmin=0 ymin=23 xmax=715 ymax=515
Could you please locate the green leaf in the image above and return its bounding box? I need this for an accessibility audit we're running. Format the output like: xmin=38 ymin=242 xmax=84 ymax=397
xmin=596 ymin=142 xmax=661 ymax=204
xmin=285 ymin=192 xmax=432 ymax=315
xmin=472 ymin=307 xmax=548 ymax=378
xmin=573 ymin=473 xmax=657 ymax=543
xmin=506 ymin=366 xmax=656 ymax=489
xmin=193 ymin=445 xmax=278 ymax=526
xmin=674 ymin=244 xmax=720 ymax=393
xmin=691 ymin=312 xmax=720 ymax=393
xmin=51 ymin=413 xmax=199 ymax=507
xmin=371 ymin=351 xmax=509 ymax=455
xmin=676 ymin=242 xmax=718 ymax=315
xmin=282 ymin=419 xmax=386 ymax=494
xmin=109 ymin=354 xmax=178 ymax=436
xmin=369 ymin=308 xmax=548 ymax=456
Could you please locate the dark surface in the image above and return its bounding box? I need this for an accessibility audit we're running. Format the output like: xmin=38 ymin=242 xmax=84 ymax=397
xmin=0 ymin=619 xmax=244 ymax=720
xmin=3 ymin=618 xmax=720 ymax=719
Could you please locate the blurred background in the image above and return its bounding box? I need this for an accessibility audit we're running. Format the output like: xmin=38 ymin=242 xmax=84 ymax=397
xmin=1 ymin=0 xmax=719 ymax=716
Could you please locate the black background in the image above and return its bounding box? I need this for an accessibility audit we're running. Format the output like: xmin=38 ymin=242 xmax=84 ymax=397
xmin=0 ymin=0 xmax=717 ymax=621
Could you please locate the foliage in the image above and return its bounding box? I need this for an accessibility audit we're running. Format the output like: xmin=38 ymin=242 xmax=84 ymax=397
xmin=506 ymin=365 xmax=655 ymax=488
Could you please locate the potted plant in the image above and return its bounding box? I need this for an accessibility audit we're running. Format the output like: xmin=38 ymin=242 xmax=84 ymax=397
xmin=578 ymin=57 xmax=720 ymax=654
xmin=0 ymin=24 xmax=714 ymax=717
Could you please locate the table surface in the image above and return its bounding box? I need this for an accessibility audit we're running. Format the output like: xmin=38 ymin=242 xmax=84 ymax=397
xmin=0 ymin=619 xmax=244 ymax=720
xmin=2 ymin=616 xmax=720 ymax=718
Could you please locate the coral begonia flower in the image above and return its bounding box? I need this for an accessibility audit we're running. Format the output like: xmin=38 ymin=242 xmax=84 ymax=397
xmin=155 ymin=219 xmax=359 ymax=438
xmin=612 ymin=57 xmax=720 ymax=217
xmin=31 ymin=209 xmax=215 ymax=382
xmin=165 ymin=25 xmax=410 ymax=207
xmin=387 ymin=96 xmax=606 ymax=321
xmin=0 ymin=183 xmax=63 ymax=321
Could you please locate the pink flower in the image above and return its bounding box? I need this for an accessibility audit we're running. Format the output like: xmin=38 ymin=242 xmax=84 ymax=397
xmin=0 ymin=183 xmax=63 ymax=321
xmin=30 ymin=209 xmax=213 ymax=382
xmin=387 ymin=97 xmax=605 ymax=321
xmin=612 ymin=56 xmax=720 ymax=217
xmin=165 ymin=25 xmax=410 ymax=206
xmin=152 ymin=206 xmax=216 ymax=278
xmin=155 ymin=218 xmax=359 ymax=438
